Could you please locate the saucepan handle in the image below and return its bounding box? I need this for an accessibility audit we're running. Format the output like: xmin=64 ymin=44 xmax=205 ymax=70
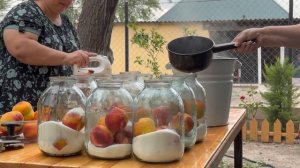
xmin=212 ymin=42 xmax=236 ymax=53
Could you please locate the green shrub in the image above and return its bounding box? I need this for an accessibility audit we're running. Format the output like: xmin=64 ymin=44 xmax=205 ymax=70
xmin=261 ymin=58 xmax=300 ymax=130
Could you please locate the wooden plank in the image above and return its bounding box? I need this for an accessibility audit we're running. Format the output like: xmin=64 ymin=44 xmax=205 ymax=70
xmin=286 ymin=120 xmax=295 ymax=144
xmin=273 ymin=119 xmax=282 ymax=143
xmin=250 ymin=119 xmax=258 ymax=141
xmin=261 ymin=119 xmax=269 ymax=143
xmin=242 ymin=122 xmax=247 ymax=141
xmin=0 ymin=108 xmax=246 ymax=168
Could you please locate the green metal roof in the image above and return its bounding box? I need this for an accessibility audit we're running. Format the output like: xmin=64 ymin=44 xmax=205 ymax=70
xmin=158 ymin=0 xmax=288 ymax=22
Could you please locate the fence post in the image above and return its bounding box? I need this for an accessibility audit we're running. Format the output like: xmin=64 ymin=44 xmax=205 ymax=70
xmin=261 ymin=119 xmax=269 ymax=143
xmin=250 ymin=119 xmax=258 ymax=141
xmin=273 ymin=119 xmax=282 ymax=143
xmin=286 ymin=120 xmax=295 ymax=144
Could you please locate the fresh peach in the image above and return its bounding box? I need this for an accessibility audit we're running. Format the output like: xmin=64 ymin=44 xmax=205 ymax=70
xmin=90 ymin=125 xmax=113 ymax=147
xmin=105 ymin=107 xmax=128 ymax=134
xmin=22 ymin=121 xmax=38 ymax=139
xmin=171 ymin=113 xmax=194 ymax=134
xmin=133 ymin=117 xmax=156 ymax=137
xmin=97 ymin=116 xmax=106 ymax=126
xmin=0 ymin=111 xmax=24 ymax=135
xmin=33 ymin=111 xmax=38 ymax=120
xmin=62 ymin=107 xmax=85 ymax=131
xmin=152 ymin=106 xmax=172 ymax=126
xmin=111 ymin=102 xmax=131 ymax=113
xmin=196 ymin=100 xmax=205 ymax=119
xmin=183 ymin=100 xmax=195 ymax=114
xmin=53 ymin=138 xmax=67 ymax=150
xmin=114 ymin=130 xmax=132 ymax=144
xmin=39 ymin=107 xmax=52 ymax=121
xmin=12 ymin=101 xmax=35 ymax=121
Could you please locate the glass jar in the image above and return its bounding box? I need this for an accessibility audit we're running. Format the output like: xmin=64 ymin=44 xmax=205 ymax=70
xmin=113 ymin=72 xmax=144 ymax=98
xmin=37 ymin=77 xmax=86 ymax=156
xmin=85 ymin=80 xmax=133 ymax=159
xmin=185 ymin=73 xmax=207 ymax=142
xmin=73 ymin=75 xmax=97 ymax=97
xmin=133 ymin=79 xmax=185 ymax=163
xmin=160 ymin=75 xmax=197 ymax=149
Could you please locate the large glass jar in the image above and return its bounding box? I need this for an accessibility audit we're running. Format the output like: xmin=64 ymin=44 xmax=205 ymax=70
xmin=85 ymin=80 xmax=133 ymax=159
xmin=133 ymin=79 xmax=185 ymax=163
xmin=37 ymin=77 xmax=86 ymax=156
xmin=185 ymin=73 xmax=207 ymax=142
xmin=160 ymin=75 xmax=197 ymax=149
xmin=113 ymin=71 xmax=144 ymax=98
xmin=73 ymin=75 xmax=97 ymax=97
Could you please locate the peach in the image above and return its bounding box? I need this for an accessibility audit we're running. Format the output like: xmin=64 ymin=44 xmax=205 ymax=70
xmin=33 ymin=111 xmax=38 ymax=120
xmin=40 ymin=107 xmax=52 ymax=121
xmin=90 ymin=125 xmax=113 ymax=147
xmin=135 ymin=107 xmax=150 ymax=119
xmin=114 ymin=130 xmax=132 ymax=144
xmin=22 ymin=121 xmax=38 ymax=139
xmin=111 ymin=102 xmax=131 ymax=113
xmin=133 ymin=117 xmax=156 ymax=137
xmin=152 ymin=106 xmax=172 ymax=126
xmin=0 ymin=111 xmax=24 ymax=135
xmin=62 ymin=107 xmax=85 ymax=131
xmin=105 ymin=107 xmax=128 ymax=134
xmin=183 ymin=100 xmax=195 ymax=114
xmin=97 ymin=116 xmax=106 ymax=126
xmin=171 ymin=113 xmax=194 ymax=134
xmin=196 ymin=100 xmax=205 ymax=119
xmin=12 ymin=101 xmax=35 ymax=121
xmin=53 ymin=138 xmax=67 ymax=150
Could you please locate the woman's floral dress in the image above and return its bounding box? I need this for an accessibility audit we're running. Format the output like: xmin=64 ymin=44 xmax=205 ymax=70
xmin=0 ymin=0 xmax=80 ymax=114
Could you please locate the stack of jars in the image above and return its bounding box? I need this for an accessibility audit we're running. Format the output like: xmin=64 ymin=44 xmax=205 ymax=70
xmin=36 ymin=72 xmax=206 ymax=163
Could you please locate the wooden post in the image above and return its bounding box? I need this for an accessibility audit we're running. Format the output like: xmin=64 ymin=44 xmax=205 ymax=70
xmin=273 ymin=119 xmax=282 ymax=143
xmin=250 ymin=119 xmax=258 ymax=141
xmin=261 ymin=119 xmax=269 ymax=143
xmin=286 ymin=120 xmax=295 ymax=144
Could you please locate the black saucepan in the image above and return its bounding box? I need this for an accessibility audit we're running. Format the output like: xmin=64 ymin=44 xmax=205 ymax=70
xmin=167 ymin=36 xmax=237 ymax=73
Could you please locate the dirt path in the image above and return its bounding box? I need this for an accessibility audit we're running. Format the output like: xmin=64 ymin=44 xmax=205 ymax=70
xmin=221 ymin=142 xmax=300 ymax=168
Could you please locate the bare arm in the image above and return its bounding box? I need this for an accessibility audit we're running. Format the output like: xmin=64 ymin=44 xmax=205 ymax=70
xmin=233 ymin=24 xmax=300 ymax=53
xmin=3 ymin=28 xmax=90 ymax=67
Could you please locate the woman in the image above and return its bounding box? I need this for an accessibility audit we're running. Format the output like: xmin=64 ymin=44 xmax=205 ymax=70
xmin=0 ymin=0 xmax=92 ymax=114
xmin=233 ymin=24 xmax=300 ymax=53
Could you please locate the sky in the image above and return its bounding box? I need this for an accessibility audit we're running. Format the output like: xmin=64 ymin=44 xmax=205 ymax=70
xmin=1 ymin=0 xmax=300 ymax=21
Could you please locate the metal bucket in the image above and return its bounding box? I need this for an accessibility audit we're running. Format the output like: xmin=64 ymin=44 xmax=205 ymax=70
xmin=196 ymin=56 xmax=241 ymax=127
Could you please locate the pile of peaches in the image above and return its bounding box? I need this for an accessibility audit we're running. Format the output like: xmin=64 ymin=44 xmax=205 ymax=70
xmin=0 ymin=101 xmax=38 ymax=140
xmin=89 ymin=105 xmax=131 ymax=148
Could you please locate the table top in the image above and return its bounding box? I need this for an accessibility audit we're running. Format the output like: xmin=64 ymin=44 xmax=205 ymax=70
xmin=0 ymin=108 xmax=246 ymax=168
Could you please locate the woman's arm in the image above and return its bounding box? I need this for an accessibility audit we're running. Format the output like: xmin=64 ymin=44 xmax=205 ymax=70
xmin=3 ymin=28 xmax=90 ymax=67
xmin=233 ymin=24 xmax=300 ymax=53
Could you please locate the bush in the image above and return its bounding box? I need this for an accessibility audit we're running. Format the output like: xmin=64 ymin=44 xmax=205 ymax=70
xmin=261 ymin=58 xmax=300 ymax=130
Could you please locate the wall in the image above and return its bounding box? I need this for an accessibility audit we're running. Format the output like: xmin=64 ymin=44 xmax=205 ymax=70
xmin=110 ymin=22 xmax=209 ymax=75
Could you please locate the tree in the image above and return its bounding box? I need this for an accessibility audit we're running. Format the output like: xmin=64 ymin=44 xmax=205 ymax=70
xmin=77 ymin=0 xmax=119 ymax=63
xmin=115 ymin=0 xmax=161 ymax=22
xmin=0 ymin=0 xmax=8 ymax=11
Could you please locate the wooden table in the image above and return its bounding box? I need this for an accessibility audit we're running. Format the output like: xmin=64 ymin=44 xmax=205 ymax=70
xmin=0 ymin=108 xmax=246 ymax=168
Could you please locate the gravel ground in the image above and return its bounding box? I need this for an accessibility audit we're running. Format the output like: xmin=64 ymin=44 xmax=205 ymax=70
xmin=220 ymin=142 xmax=300 ymax=168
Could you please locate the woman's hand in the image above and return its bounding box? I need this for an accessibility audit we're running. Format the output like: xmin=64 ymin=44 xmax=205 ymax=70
xmin=233 ymin=28 xmax=262 ymax=53
xmin=64 ymin=50 xmax=92 ymax=67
